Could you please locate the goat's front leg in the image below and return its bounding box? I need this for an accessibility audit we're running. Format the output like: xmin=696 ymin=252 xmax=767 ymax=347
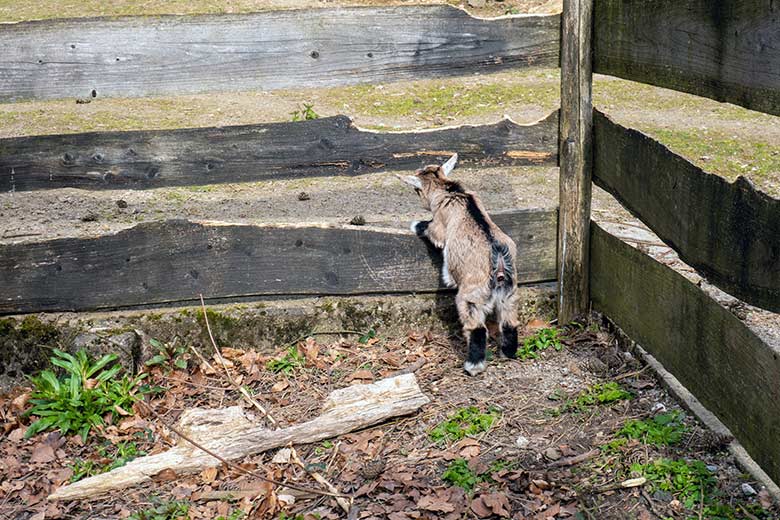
xmin=410 ymin=220 xmax=431 ymax=238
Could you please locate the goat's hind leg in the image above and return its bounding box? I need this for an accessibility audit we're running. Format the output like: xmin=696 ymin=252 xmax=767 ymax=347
xmin=496 ymin=290 xmax=519 ymax=359
xmin=457 ymin=294 xmax=489 ymax=376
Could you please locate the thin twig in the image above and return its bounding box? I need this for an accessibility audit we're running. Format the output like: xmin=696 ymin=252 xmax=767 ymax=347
xmin=289 ymin=446 xmax=352 ymax=513
xmin=286 ymin=330 xmax=364 ymax=348
xmin=614 ymin=365 xmax=650 ymax=381
xmin=135 ymin=399 xmax=349 ymax=499
xmin=550 ymin=449 xmax=599 ymax=468
xmin=199 ymin=294 xmax=278 ymax=427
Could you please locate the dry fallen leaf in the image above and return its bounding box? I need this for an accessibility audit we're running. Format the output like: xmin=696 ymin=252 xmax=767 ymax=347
xmin=30 ymin=443 xmax=56 ymax=463
xmin=200 ymin=466 xmax=218 ymax=483
xmin=11 ymin=392 xmax=30 ymax=411
xmin=271 ymin=380 xmax=290 ymax=393
xmin=349 ymin=370 xmax=374 ymax=381
xmin=418 ymin=494 xmax=455 ymax=513
xmin=482 ymin=492 xmax=511 ymax=517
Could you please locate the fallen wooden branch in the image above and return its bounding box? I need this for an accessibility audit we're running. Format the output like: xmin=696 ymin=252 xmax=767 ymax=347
xmin=49 ymin=373 xmax=429 ymax=501
xmin=549 ymin=448 xmax=599 ymax=467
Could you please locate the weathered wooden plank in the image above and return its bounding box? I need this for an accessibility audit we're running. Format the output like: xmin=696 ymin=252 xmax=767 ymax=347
xmin=0 ymin=6 xmax=560 ymax=102
xmin=0 ymin=209 xmax=557 ymax=314
xmin=557 ymin=0 xmax=593 ymax=323
xmin=0 ymin=112 xmax=559 ymax=192
xmin=593 ymin=0 xmax=780 ymax=116
xmin=593 ymin=110 xmax=780 ymax=313
xmin=590 ymin=223 xmax=780 ymax=485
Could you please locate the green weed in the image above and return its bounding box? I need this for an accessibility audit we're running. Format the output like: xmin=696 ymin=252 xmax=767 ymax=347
xmin=517 ymin=327 xmax=562 ymax=360
xmin=429 ymin=406 xmax=501 ymax=444
xmin=631 ymin=458 xmax=716 ymax=509
xmin=553 ymin=382 xmax=633 ymax=415
xmin=69 ymin=440 xmax=146 ymax=482
xmin=266 ymin=346 xmax=306 ymax=374
xmin=25 ymin=349 xmax=146 ymax=441
xmin=619 ymin=411 xmax=687 ymax=447
xmin=129 ymin=499 xmax=190 ymax=520
xmin=291 ymin=103 xmax=319 ymax=122
xmin=441 ymin=458 xmax=515 ymax=492
xmin=145 ymin=338 xmax=188 ymax=371
xmin=216 ymin=510 xmax=245 ymax=520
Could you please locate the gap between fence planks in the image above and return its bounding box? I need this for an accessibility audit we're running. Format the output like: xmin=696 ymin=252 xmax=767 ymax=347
xmin=0 ymin=209 xmax=558 ymax=315
xmin=48 ymin=373 xmax=430 ymax=501
xmin=593 ymin=0 xmax=780 ymax=117
xmin=593 ymin=110 xmax=780 ymax=314
xmin=0 ymin=6 xmax=560 ymax=102
xmin=0 ymin=112 xmax=558 ymax=192
xmin=590 ymin=223 xmax=780 ymax=486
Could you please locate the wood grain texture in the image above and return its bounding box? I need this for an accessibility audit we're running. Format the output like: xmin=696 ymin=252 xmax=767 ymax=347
xmin=593 ymin=111 xmax=780 ymax=313
xmin=50 ymin=374 xmax=429 ymax=500
xmin=0 ymin=6 xmax=560 ymax=102
xmin=590 ymin=223 xmax=780 ymax=485
xmin=0 ymin=209 xmax=557 ymax=314
xmin=557 ymin=0 xmax=593 ymax=323
xmin=0 ymin=112 xmax=559 ymax=192
xmin=593 ymin=0 xmax=780 ymax=116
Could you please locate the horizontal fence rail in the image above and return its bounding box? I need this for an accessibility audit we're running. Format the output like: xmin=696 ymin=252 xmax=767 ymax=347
xmin=593 ymin=0 xmax=780 ymax=116
xmin=591 ymin=223 xmax=780 ymax=485
xmin=0 ymin=6 xmax=560 ymax=102
xmin=0 ymin=209 xmax=558 ymax=314
xmin=593 ymin=111 xmax=780 ymax=314
xmin=0 ymin=112 xmax=559 ymax=192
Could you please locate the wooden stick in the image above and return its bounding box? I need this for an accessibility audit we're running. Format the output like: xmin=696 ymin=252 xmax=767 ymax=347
xmin=549 ymin=448 xmax=599 ymax=467
xmin=48 ymin=373 xmax=429 ymax=500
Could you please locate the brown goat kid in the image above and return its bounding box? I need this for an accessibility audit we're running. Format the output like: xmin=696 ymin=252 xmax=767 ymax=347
xmin=399 ymin=154 xmax=519 ymax=376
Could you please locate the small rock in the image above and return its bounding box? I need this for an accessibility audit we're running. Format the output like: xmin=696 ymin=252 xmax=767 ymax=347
xmin=544 ymin=447 xmax=561 ymax=461
xmin=349 ymin=215 xmax=366 ymax=226
xmin=651 ymin=402 xmax=667 ymax=414
xmin=468 ymin=0 xmax=486 ymax=7
xmin=652 ymin=490 xmax=674 ymax=503
xmin=72 ymin=333 xmax=100 ymax=349
xmin=433 ymin=116 xmax=444 ymax=126
xmin=80 ymin=212 xmax=98 ymax=222
xmin=116 ymin=199 xmax=128 ymax=209
xmin=297 ymin=192 xmax=311 ymax=201
xmin=515 ymin=435 xmax=530 ymax=449
xmin=706 ymin=464 xmax=718 ymax=472
xmin=741 ymin=483 xmax=757 ymax=496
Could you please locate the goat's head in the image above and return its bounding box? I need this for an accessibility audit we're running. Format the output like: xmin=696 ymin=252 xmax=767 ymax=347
xmin=397 ymin=154 xmax=458 ymax=210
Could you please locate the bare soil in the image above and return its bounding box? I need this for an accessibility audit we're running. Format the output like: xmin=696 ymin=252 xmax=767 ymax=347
xmin=1 ymin=323 xmax=777 ymax=519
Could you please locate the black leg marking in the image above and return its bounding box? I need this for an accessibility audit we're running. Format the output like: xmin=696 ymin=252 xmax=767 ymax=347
xmin=464 ymin=327 xmax=487 ymax=375
xmin=413 ymin=220 xmax=430 ymax=237
xmin=501 ymin=324 xmax=518 ymax=359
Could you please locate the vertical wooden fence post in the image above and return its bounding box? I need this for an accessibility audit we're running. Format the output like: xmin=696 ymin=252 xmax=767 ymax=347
xmin=558 ymin=0 xmax=594 ymax=323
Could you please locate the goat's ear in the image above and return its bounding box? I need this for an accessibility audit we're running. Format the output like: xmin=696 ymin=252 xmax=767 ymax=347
xmin=397 ymin=174 xmax=423 ymax=189
xmin=441 ymin=153 xmax=458 ymax=177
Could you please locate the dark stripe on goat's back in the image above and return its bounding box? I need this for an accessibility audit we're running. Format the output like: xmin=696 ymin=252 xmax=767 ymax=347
xmin=466 ymin=195 xmax=493 ymax=240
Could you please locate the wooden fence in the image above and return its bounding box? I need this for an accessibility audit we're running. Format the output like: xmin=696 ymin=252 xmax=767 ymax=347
xmin=0 ymin=112 xmax=558 ymax=191
xmin=1 ymin=0 xmax=779 ymax=487
xmin=0 ymin=6 xmax=559 ymax=102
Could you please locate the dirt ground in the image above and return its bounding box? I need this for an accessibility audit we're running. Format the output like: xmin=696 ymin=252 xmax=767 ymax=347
xmin=2 ymin=322 xmax=778 ymax=520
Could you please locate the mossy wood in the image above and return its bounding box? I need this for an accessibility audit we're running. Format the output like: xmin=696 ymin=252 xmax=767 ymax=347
xmin=593 ymin=0 xmax=780 ymax=116
xmin=590 ymin=224 xmax=780 ymax=485
xmin=0 ymin=210 xmax=557 ymax=314
xmin=0 ymin=6 xmax=560 ymax=102
xmin=593 ymin=111 xmax=780 ymax=313
xmin=0 ymin=113 xmax=558 ymax=192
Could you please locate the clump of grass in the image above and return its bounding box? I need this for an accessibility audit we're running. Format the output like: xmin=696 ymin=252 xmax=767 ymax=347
xmin=145 ymin=338 xmax=188 ymax=371
xmin=631 ymin=458 xmax=716 ymax=509
xmin=25 ymin=349 xmax=146 ymax=441
xmin=441 ymin=458 xmax=515 ymax=492
xmin=552 ymin=382 xmax=633 ymax=416
xmin=69 ymin=440 xmax=146 ymax=482
xmin=517 ymin=327 xmax=562 ymax=360
xmin=429 ymin=406 xmax=501 ymax=444
xmin=129 ymin=499 xmax=190 ymax=520
xmin=619 ymin=411 xmax=687 ymax=447
xmin=266 ymin=346 xmax=306 ymax=374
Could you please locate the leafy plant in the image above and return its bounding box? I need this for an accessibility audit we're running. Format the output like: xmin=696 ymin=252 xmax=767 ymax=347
xmin=216 ymin=510 xmax=246 ymax=520
xmin=619 ymin=411 xmax=687 ymax=446
xmin=25 ymin=349 xmax=146 ymax=441
xmin=429 ymin=406 xmax=501 ymax=444
xmin=266 ymin=346 xmax=306 ymax=374
xmin=129 ymin=499 xmax=190 ymax=520
xmin=290 ymin=103 xmax=319 ymax=122
xmin=441 ymin=458 xmax=515 ymax=492
xmin=68 ymin=440 xmax=146 ymax=482
xmin=631 ymin=458 xmax=716 ymax=509
xmin=358 ymin=328 xmax=377 ymax=344
xmin=145 ymin=338 xmax=188 ymax=371
xmin=553 ymin=382 xmax=633 ymax=415
xmin=518 ymin=327 xmax=562 ymax=360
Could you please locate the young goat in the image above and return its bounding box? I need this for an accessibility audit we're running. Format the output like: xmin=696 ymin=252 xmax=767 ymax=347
xmin=399 ymin=154 xmax=518 ymax=375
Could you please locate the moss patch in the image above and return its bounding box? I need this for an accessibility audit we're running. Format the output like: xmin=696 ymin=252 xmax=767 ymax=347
xmin=0 ymin=316 xmax=60 ymax=379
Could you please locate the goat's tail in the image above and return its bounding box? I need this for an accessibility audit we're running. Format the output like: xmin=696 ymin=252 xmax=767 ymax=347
xmin=490 ymin=241 xmax=514 ymax=290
